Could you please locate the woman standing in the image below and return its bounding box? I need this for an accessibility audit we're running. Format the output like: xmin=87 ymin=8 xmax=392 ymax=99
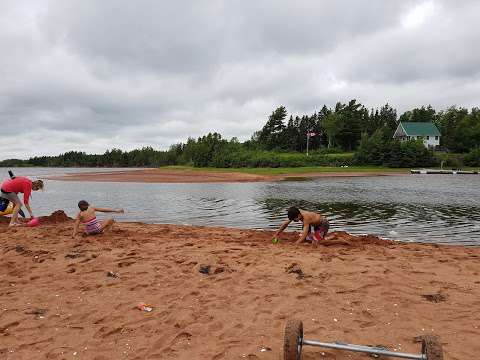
xmin=1 ymin=176 xmax=44 ymax=226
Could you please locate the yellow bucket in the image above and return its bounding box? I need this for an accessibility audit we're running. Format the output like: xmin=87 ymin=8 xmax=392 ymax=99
xmin=0 ymin=202 xmax=14 ymax=216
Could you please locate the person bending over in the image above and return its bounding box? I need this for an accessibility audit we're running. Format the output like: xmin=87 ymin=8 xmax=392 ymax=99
xmin=72 ymin=200 xmax=124 ymax=237
xmin=275 ymin=206 xmax=329 ymax=247
xmin=1 ymin=176 xmax=44 ymax=226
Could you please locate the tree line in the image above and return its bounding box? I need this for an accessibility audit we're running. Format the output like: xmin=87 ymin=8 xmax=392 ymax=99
xmin=1 ymin=101 xmax=479 ymax=168
xmin=255 ymin=102 xmax=480 ymax=153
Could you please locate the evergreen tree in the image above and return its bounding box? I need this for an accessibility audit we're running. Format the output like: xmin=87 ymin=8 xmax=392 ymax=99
xmin=399 ymin=105 xmax=437 ymax=123
xmin=284 ymin=115 xmax=299 ymax=151
xmin=334 ymin=99 xmax=365 ymax=151
xmin=257 ymin=106 xmax=288 ymax=150
xmin=324 ymin=111 xmax=342 ymax=148
xmin=436 ymin=107 xmax=468 ymax=151
xmin=316 ymin=105 xmax=331 ymax=148
xmin=379 ymin=103 xmax=398 ymax=136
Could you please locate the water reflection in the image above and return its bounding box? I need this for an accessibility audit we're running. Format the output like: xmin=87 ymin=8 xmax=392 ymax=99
xmin=240 ymin=176 xmax=480 ymax=245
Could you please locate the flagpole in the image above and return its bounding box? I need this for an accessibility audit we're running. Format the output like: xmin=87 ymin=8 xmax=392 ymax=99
xmin=307 ymin=134 xmax=309 ymax=156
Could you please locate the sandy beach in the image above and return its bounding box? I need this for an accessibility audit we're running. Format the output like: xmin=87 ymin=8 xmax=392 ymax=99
xmin=1 ymin=211 xmax=479 ymax=359
xmin=46 ymin=168 xmax=406 ymax=183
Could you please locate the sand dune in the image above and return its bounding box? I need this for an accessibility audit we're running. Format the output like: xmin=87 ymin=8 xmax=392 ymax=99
xmin=1 ymin=211 xmax=479 ymax=359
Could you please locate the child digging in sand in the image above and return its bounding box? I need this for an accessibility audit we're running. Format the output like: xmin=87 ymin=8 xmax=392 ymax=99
xmin=72 ymin=200 xmax=124 ymax=238
xmin=274 ymin=206 xmax=329 ymax=247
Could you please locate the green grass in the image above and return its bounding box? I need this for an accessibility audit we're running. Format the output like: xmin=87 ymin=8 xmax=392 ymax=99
xmin=158 ymin=165 xmax=409 ymax=176
xmin=324 ymin=152 xmax=355 ymax=158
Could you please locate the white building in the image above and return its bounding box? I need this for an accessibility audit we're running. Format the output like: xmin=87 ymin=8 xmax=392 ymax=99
xmin=393 ymin=122 xmax=441 ymax=149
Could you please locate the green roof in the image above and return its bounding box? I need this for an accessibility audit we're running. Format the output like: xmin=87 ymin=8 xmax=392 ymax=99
xmin=401 ymin=122 xmax=441 ymax=136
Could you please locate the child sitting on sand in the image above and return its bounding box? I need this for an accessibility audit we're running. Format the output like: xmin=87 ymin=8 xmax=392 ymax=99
xmin=72 ymin=200 xmax=124 ymax=238
xmin=274 ymin=206 xmax=329 ymax=247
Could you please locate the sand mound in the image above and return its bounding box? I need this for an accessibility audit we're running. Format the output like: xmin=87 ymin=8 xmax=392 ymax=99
xmin=0 ymin=210 xmax=71 ymax=226
xmin=330 ymin=231 xmax=394 ymax=246
xmin=265 ymin=230 xmax=394 ymax=248
xmin=38 ymin=210 xmax=71 ymax=224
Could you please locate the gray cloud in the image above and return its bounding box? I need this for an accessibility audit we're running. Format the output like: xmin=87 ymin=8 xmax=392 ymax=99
xmin=0 ymin=0 xmax=479 ymax=159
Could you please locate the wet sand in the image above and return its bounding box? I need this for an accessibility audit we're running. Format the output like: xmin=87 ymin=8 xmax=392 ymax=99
xmin=46 ymin=168 xmax=406 ymax=183
xmin=1 ymin=211 xmax=479 ymax=359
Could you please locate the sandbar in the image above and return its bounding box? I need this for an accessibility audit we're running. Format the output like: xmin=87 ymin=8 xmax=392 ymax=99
xmin=46 ymin=168 xmax=406 ymax=183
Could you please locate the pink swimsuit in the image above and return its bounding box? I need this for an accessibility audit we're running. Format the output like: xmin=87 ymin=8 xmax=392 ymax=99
xmin=83 ymin=217 xmax=102 ymax=234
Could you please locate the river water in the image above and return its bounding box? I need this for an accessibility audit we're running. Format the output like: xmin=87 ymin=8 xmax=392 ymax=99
xmin=2 ymin=167 xmax=480 ymax=245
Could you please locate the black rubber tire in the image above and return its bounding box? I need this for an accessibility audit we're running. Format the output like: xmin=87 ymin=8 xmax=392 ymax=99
xmin=422 ymin=335 xmax=443 ymax=360
xmin=284 ymin=319 xmax=303 ymax=360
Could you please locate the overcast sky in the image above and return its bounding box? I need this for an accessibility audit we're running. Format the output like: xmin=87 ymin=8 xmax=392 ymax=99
xmin=1 ymin=0 xmax=479 ymax=159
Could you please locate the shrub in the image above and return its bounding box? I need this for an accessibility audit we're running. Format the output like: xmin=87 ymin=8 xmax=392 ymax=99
xmin=202 ymin=150 xmax=356 ymax=168
xmin=464 ymin=148 xmax=480 ymax=167
xmin=355 ymin=133 xmax=438 ymax=168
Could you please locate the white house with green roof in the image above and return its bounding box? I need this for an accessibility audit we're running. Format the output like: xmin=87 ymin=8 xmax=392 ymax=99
xmin=393 ymin=122 xmax=441 ymax=149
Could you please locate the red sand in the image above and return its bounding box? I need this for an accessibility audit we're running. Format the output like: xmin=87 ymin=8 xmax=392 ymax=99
xmin=46 ymin=168 xmax=406 ymax=183
xmin=1 ymin=211 xmax=479 ymax=359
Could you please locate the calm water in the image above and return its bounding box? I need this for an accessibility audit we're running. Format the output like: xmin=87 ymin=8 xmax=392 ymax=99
xmin=2 ymin=167 xmax=480 ymax=246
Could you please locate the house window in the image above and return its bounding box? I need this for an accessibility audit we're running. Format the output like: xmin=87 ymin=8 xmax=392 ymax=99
xmin=435 ymin=136 xmax=438 ymax=140
xmin=426 ymin=136 xmax=430 ymax=140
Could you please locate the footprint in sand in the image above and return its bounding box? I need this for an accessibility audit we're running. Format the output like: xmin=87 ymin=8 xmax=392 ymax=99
xmin=118 ymin=261 xmax=136 ymax=267
xmin=155 ymin=331 xmax=193 ymax=355
xmin=0 ymin=321 xmax=21 ymax=335
xmin=93 ymin=326 xmax=126 ymax=339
